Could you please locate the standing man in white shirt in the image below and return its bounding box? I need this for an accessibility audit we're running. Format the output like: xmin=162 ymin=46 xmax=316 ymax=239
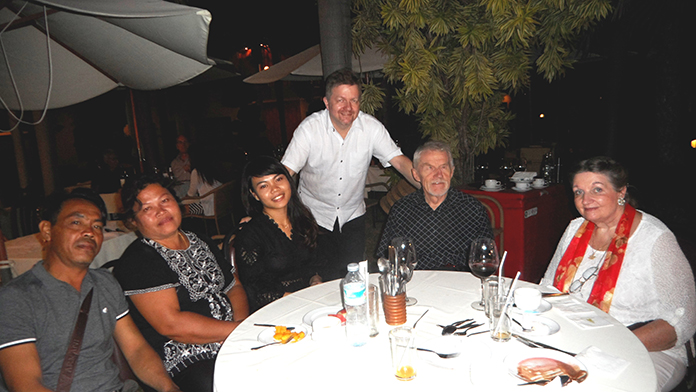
xmin=282 ymin=69 xmax=419 ymax=280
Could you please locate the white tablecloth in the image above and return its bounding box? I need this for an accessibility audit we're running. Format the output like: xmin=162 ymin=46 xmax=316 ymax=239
xmin=215 ymin=271 xmax=656 ymax=392
xmin=5 ymin=223 xmax=137 ymax=277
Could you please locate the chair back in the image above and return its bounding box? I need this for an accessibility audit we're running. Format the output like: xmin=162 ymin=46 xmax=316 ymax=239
xmin=222 ymin=229 xmax=237 ymax=271
xmin=213 ymin=182 xmax=235 ymax=221
xmin=379 ymin=179 xmax=417 ymax=214
xmin=470 ymin=193 xmax=505 ymax=254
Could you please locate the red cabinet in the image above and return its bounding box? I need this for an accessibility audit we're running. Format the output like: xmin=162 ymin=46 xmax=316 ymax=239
xmin=460 ymin=185 xmax=574 ymax=283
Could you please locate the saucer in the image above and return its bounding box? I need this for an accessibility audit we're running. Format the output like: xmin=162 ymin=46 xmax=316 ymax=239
xmin=480 ymin=185 xmax=503 ymax=192
xmin=532 ymin=185 xmax=548 ymax=189
xmin=511 ymin=316 xmax=560 ymax=336
xmin=511 ymin=186 xmax=532 ymax=192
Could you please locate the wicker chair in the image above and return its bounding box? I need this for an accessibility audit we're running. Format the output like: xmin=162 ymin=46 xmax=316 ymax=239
xmin=183 ymin=181 xmax=236 ymax=237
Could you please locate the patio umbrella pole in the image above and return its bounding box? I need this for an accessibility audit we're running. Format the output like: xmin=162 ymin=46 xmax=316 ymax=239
xmin=129 ymin=89 xmax=144 ymax=173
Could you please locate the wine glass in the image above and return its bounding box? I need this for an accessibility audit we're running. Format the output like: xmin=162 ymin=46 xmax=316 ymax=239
xmin=391 ymin=237 xmax=418 ymax=306
xmin=468 ymin=238 xmax=500 ymax=310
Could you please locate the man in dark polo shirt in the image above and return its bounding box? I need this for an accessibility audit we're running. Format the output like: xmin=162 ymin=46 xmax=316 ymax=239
xmin=377 ymin=141 xmax=493 ymax=271
xmin=0 ymin=189 xmax=179 ymax=392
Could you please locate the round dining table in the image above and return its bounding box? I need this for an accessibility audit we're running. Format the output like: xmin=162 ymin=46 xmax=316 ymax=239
xmin=214 ymin=271 xmax=656 ymax=392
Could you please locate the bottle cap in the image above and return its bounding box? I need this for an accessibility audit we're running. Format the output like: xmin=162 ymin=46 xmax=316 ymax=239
xmin=347 ymin=263 xmax=358 ymax=272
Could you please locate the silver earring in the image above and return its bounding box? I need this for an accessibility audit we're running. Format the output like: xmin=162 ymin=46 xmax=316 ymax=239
xmin=618 ymin=197 xmax=625 ymax=206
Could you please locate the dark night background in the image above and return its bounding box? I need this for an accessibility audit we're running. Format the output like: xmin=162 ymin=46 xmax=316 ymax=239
xmin=1 ymin=1 xmax=694 ymax=245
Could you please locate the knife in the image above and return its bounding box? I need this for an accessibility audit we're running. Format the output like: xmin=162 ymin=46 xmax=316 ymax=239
xmin=254 ymin=323 xmax=295 ymax=330
xmin=541 ymin=292 xmax=569 ymax=298
xmin=513 ymin=334 xmax=577 ymax=357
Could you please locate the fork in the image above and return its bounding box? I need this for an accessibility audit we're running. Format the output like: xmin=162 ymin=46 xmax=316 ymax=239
xmin=416 ymin=347 xmax=461 ymax=359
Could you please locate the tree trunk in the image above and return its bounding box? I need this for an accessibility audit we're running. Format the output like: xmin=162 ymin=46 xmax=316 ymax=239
xmin=317 ymin=0 xmax=352 ymax=78
xmin=456 ymin=105 xmax=474 ymax=186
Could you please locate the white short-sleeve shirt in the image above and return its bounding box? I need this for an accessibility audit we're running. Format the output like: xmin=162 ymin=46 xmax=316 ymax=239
xmin=282 ymin=109 xmax=403 ymax=231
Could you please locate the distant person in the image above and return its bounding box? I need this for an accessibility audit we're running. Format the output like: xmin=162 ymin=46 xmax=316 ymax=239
xmin=91 ymin=148 xmax=127 ymax=194
xmin=236 ymin=156 xmax=323 ymax=313
xmin=170 ymin=135 xmax=191 ymax=198
xmin=182 ymin=146 xmax=225 ymax=216
xmin=0 ymin=188 xmax=180 ymax=392
xmin=540 ymin=156 xmax=696 ymax=391
xmin=114 ymin=175 xmax=249 ymax=392
xmin=377 ymin=141 xmax=493 ymax=270
xmin=281 ymin=68 xmax=419 ymax=280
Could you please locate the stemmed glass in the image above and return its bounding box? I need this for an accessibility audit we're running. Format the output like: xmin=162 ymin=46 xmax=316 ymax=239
xmin=391 ymin=237 xmax=418 ymax=306
xmin=468 ymin=238 xmax=500 ymax=310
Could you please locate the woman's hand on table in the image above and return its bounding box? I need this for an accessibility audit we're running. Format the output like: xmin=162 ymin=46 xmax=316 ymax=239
xmin=309 ymin=274 xmax=323 ymax=286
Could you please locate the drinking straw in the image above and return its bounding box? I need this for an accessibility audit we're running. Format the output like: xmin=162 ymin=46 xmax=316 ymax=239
xmin=498 ymin=251 xmax=508 ymax=286
xmin=493 ymin=271 xmax=520 ymax=337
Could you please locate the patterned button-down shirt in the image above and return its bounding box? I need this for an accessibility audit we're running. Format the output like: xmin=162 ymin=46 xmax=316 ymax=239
xmin=377 ymin=188 xmax=493 ymax=270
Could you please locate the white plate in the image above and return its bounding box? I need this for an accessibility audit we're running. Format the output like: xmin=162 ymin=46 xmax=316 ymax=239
xmin=480 ymin=185 xmax=503 ymax=192
xmin=223 ymin=339 xmax=263 ymax=353
xmin=418 ymin=336 xmax=491 ymax=369
xmin=302 ymin=306 xmax=343 ymax=326
xmin=257 ymin=324 xmax=309 ymax=344
xmin=532 ymin=185 xmax=548 ymax=189
xmin=512 ymin=186 xmax=532 ymax=192
xmin=504 ymin=348 xmax=588 ymax=385
xmin=511 ymin=316 xmax=560 ymax=336
xmin=513 ymin=299 xmax=552 ymax=315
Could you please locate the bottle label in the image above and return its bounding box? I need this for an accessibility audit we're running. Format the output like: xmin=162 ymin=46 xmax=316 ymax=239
xmin=343 ymin=282 xmax=366 ymax=306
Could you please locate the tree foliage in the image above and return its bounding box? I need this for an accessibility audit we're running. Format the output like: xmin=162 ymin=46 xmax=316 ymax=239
xmin=353 ymin=0 xmax=611 ymax=183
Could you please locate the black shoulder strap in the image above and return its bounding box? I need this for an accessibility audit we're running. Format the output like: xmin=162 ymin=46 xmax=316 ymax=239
xmin=55 ymin=288 xmax=94 ymax=392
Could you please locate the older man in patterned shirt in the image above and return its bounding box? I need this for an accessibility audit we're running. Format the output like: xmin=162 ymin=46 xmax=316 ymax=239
xmin=377 ymin=141 xmax=493 ymax=271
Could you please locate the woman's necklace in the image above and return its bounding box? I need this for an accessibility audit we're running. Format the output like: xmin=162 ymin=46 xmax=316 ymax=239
xmin=264 ymin=212 xmax=291 ymax=231
xmin=589 ymin=233 xmax=613 ymax=260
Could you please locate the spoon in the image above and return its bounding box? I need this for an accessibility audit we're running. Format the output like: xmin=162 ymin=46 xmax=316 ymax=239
xmin=453 ymin=323 xmax=484 ymax=335
xmin=438 ymin=319 xmax=473 ymax=335
xmin=250 ymin=334 xmax=293 ymax=350
xmin=512 ymin=318 xmax=534 ymax=332
xmin=416 ymin=347 xmax=461 ymax=359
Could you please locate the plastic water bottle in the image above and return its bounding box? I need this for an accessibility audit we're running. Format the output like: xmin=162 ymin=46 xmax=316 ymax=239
xmin=343 ymin=263 xmax=368 ymax=346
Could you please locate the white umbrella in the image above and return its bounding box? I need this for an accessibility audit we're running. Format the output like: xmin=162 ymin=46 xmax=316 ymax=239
xmin=244 ymin=44 xmax=389 ymax=84
xmin=0 ymin=0 xmax=215 ymax=111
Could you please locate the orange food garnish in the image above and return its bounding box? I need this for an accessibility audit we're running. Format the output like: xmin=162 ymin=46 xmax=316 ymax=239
xmin=272 ymin=326 xmax=305 ymax=343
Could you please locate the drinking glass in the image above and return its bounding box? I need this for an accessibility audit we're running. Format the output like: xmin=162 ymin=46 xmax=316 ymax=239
xmin=469 ymin=238 xmax=500 ymax=310
xmin=391 ymin=237 xmax=418 ymax=306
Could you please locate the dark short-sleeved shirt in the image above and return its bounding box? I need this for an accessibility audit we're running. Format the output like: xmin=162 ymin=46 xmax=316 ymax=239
xmin=235 ymin=214 xmax=322 ymax=313
xmin=113 ymin=231 xmax=235 ymax=376
xmin=377 ymin=188 xmax=494 ymax=270
xmin=0 ymin=261 xmax=129 ymax=392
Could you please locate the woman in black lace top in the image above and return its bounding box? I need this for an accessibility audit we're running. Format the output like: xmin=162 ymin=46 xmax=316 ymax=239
xmin=236 ymin=156 xmax=323 ymax=313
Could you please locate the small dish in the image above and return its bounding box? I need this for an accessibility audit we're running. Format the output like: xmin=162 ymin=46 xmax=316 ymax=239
xmin=221 ymin=339 xmax=262 ymax=354
xmin=302 ymin=306 xmax=342 ymax=326
xmin=480 ymin=185 xmax=503 ymax=192
xmin=513 ymin=299 xmax=552 ymax=315
xmin=257 ymin=324 xmax=308 ymax=344
xmin=532 ymin=184 xmax=548 ymax=189
xmin=511 ymin=186 xmax=532 ymax=192
xmin=512 ymin=316 xmax=560 ymax=336
xmin=504 ymin=348 xmax=588 ymax=385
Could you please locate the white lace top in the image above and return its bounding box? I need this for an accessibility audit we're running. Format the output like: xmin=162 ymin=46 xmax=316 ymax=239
xmin=541 ymin=211 xmax=696 ymax=364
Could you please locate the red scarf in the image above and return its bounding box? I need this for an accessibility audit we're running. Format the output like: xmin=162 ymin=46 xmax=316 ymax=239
xmin=553 ymin=204 xmax=636 ymax=313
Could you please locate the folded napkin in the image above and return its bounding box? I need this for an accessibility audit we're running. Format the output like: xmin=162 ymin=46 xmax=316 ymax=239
xmin=552 ymin=299 xmax=613 ymax=329
xmin=575 ymin=346 xmax=630 ymax=379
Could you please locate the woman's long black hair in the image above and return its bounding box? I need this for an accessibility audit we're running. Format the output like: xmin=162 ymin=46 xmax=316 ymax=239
xmin=241 ymin=156 xmax=318 ymax=249
xmin=189 ymin=145 xmax=226 ymax=186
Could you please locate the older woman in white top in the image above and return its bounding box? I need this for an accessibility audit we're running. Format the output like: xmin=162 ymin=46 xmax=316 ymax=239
xmin=541 ymin=156 xmax=695 ymax=392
